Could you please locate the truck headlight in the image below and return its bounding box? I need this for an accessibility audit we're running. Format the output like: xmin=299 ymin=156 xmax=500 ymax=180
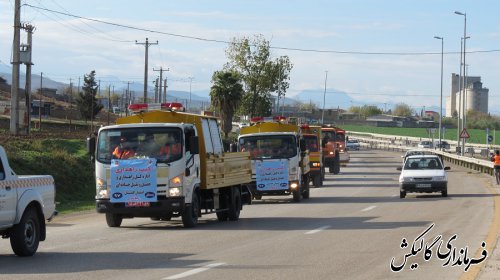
xmin=169 ymin=187 xmax=182 ymax=197
xmin=311 ymin=162 xmax=321 ymax=167
xmin=96 ymin=177 xmax=109 ymax=199
xmin=329 ymin=151 xmax=334 ymax=155
xmin=290 ymin=181 xmax=299 ymax=189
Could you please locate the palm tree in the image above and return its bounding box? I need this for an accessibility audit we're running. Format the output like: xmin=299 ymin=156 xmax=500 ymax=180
xmin=210 ymin=70 xmax=244 ymax=138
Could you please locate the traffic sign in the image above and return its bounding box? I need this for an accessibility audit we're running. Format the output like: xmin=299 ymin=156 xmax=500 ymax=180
xmin=460 ymin=128 xmax=470 ymax=139
xmin=488 ymin=135 xmax=493 ymax=142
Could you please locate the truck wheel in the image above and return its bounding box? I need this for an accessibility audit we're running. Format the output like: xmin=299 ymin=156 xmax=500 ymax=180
xmin=10 ymin=207 xmax=40 ymax=257
xmin=333 ymin=153 xmax=340 ymax=174
xmin=253 ymin=195 xmax=262 ymax=200
xmin=302 ymin=182 xmax=310 ymax=199
xmin=313 ymin=175 xmax=321 ymax=187
xmin=182 ymin=191 xmax=200 ymax=228
xmin=105 ymin=213 xmax=123 ymax=227
xmin=228 ymin=187 xmax=242 ymax=221
xmin=216 ymin=210 xmax=229 ymax=221
xmin=321 ymin=167 xmax=325 ymax=181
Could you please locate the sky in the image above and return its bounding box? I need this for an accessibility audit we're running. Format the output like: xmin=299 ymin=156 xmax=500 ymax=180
xmin=0 ymin=0 xmax=499 ymax=113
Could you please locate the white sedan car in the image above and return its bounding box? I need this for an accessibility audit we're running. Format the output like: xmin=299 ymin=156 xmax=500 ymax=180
xmin=346 ymin=139 xmax=361 ymax=151
xmin=397 ymin=155 xmax=450 ymax=198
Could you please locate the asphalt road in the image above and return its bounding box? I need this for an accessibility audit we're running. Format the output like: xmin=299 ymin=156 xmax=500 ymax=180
xmin=0 ymin=149 xmax=495 ymax=280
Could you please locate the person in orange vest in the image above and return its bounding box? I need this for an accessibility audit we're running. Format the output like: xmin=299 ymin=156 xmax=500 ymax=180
xmin=160 ymin=135 xmax=182 ymax=158
xmin=112 ymin=137 xmax=136 ymax=159
xmin=492 ymin=150 xmax=500 ymax=185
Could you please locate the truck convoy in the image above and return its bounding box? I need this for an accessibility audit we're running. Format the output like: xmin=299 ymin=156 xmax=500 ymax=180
xmin=237 ymin=117 xmax=310 ymax=202
xmin=89 ymin=103 xmax=252 ymax=228
xmin=300 ymin=124 xmax=324 ymax=187
xmin=0 ymin=145 xmax=57 ymax=256
xmin=321 ymin=125 xmax=350 ymax=174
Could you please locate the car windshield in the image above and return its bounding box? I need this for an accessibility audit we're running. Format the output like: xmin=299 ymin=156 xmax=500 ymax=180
xmin=96 ymin=127 xmax=183 ymax=164
xmin=239 ymin=135 xmax=297 ymax=159
xmin=404 ymin=157 xmax=443 ymax=170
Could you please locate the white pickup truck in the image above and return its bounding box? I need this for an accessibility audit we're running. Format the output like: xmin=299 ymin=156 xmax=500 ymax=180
xmin=0 ymin=145 xmax=56 ymax=256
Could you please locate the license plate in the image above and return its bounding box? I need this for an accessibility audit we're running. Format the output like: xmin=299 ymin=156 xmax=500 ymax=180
xmin=125 ymin=202 xmax=150 ymax=207
xmin=416 ymin=184 xmax=431 ymax=188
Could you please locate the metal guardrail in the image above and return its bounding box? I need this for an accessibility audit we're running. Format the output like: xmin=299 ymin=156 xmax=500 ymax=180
xmin=357 ymin=137 xmax=495 ymax=176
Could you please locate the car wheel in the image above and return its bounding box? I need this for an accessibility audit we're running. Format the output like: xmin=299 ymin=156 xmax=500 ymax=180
xmin=400 ymin=190 xmax=406 ymax=199
xmin=441 ymin=190 xmax=448 ymax=197
xmin=10 ymin=207 xmax=41 ymax=256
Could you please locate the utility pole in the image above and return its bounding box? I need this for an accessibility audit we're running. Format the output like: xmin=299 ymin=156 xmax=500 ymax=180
xmin=321 ymin=71 xmax=328 ymax=125
xmin=125 ymin=81 xmax=132 ymax=116
xmin=10 ymin=0 xmax=21 ymax=135
xmin=154 ymin=78 xmax=159 ymax=102
xmin=153 ymin=67 xmax=169 ymax=103
xmin=187 ymin=77 xmax=194 ymax=111
xmin=69 ymin=78 xmax=73 ymax=127
xmin=164 ymin=78 xmax=167 ymax=102
xmin=39 ymin=72 xmax=42 ymax=130
xmin=136 ymin=38 xmax=158 ymax=103
xmin=21 ymin=23 xmax=35 ymax=135
xmin=107 ymin=84 xmax=111 ymax=125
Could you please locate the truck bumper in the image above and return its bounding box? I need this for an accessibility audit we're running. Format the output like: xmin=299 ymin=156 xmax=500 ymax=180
xmin=96 ymin=197 xmax=185 ymax=217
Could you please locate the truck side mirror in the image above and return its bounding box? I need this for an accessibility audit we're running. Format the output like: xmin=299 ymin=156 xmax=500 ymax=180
xmin=300 ymin=140 xmax=307 ymax=152
xmin=190 ymin=136 xmax=199 ymax=155
xmin=230 ymin=142 xmax=237 ymax=152
xmin=86 ymin=136 xmax=96 ymax=162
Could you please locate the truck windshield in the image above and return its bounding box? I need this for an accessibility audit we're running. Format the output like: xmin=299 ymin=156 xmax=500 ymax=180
xmin=303 ymin=135 xmax=319 ymax=152
xmin=96 ymin=127 xmax=183 ymax=164
xmin=239 ymin=135 xmax=297 ymax=159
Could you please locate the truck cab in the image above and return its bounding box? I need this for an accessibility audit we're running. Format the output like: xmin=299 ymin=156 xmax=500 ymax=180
xmin=238 ymin=117 xmax=310 ymax=202
xmin=301 ymin=124 xmax=324 ymax=187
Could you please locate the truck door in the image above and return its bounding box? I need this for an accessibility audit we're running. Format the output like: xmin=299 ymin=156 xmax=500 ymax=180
xmin=0 ymin=157 xmax=16 ymax=227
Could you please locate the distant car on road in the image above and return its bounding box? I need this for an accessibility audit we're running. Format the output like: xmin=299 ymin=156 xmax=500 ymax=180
xmin=346 ymin=139 xmax=360 ymax=151
xmin=417 ymin=140 xmax=433 ymax=149
xmin=238 ymin=123 xmax=249 ymax=129
xmin=397 ymin=154 xmax=450 ymax=198
xmin=401 ymin=149 xmax=434 ymax=164
xmin=434 ymin=140 xmax=451 ymax=150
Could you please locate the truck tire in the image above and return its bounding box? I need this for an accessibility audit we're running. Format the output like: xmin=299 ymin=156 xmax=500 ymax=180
xmin=313 ymin=175 xmax=321 ymax=187
xmin=182 ymin=191 xmax=200 ymax=228
xmin=216 ymin=210 xmax=229 ymax=221
xmin=228 ymin=187 xmax=242 ymax=221
xmin=333 ymin=153 xmax=340 ymax=174
xmin=106 ymin=213 xmax=123 ymax=227
xmin=10 ymin=207 xmax=41 ymax=257
xmin=302 ymin=176 xmax=310 ymax=199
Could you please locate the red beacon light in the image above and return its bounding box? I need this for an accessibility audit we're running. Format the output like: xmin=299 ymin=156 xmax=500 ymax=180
xmin=160 ymin=102 xmax=184 ymax=112
xmin=128 ymin=103 xmax=148 ymax=113
xmin=273 ymin=116 xmax=287 ymax=122
xmin=250 ymin=117 xmax=264 ymax=123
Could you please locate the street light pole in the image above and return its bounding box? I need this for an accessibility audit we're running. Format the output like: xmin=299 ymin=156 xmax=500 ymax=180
xmin=434 ymin=36 xmax=444 ymax=151
xmin=321 ymin=71 xmax=328 ymax=125
xmin=455 ymin=11 xmax=467 ymax=156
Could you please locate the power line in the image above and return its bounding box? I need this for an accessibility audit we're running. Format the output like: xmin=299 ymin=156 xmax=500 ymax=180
xmin=23 ymin=4 xmax=500 ymax=56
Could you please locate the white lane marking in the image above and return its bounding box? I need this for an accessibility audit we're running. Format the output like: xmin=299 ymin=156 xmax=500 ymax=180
xmin=361 ymin=205 xmax=377 ymax=212
xmin=305 ymin=225 xmax=330 ymax=235
xmin=163 ymin=263 xmax=226 ymax=279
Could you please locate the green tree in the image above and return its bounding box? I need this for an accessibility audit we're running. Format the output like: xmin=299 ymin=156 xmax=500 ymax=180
xmin=76 ymin=70 xmax=103 ymax=122
xmin=393 ymin=103 xmax=414 ymax=117
xmin=210 ymin=70 xmax=245 ymax=138
xmin=348 ymin=105 xmax=381 ymax=118
xmin=225 ymin=34 xmax=293 ymax=117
